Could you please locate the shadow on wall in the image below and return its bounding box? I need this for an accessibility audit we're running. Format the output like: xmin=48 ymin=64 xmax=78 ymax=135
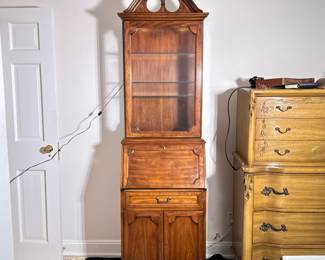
xmin=206 ymin=79 xmax=250 ymax=246
xmin=206 ymin=90 xmax=235 ymax=245
xmin=80 ymin=0 xmax=125 ymax=254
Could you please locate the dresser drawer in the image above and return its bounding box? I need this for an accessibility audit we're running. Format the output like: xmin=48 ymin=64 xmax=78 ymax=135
xmin=254 ymin=175 xmax=325 ymax=210
xmin=256 ymin=97 xmax=325 ymax=119
xmin=253 ymin=211 xmax=325 ymax=245
xmin=122 ymin=142 xmax=205 ymax=188
xmin=124 ymin=190 xmax=204 ymax=209
xmin=253 ymin=246 xmax=325 ymax=260
xmin=255 ymin=141 xmax=325 ymax=162
xmin=256 ymin=119 xmax=325 ymax=140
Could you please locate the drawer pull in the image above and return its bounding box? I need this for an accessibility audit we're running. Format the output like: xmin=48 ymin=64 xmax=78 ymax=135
xmin=275 ymin=127 xmax=291 ymax=134
xmin=160 ymin=145 xmax=167 ymax=150
xmin=275 ymin=105 xmax=292 ymax=112
xmin=260 ymin=222 xmax=287 ymax=232
xmin=262 ymin=258 xmax=270 ymax=260
xmin=155 ymin=197 xmax=171 ymax=204
xmin=261 ymin=186 xmax=289 ymax=196
xmin=274 ymin=149 xmax=290 ymax=156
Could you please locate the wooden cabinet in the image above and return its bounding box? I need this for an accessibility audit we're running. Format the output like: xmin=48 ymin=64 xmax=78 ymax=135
xmin=123 ymin=210 xmax=205 ymax=260
xmin=122 ymin=190 xmax=206 ymax=260
xmin=233 ymin=89 xmax=325 ymax=260
xmin=119 ymin=1 xmax=208 ymax=259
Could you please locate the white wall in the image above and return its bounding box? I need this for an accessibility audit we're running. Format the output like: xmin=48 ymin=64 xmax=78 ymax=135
xmin=1 ymin=0 xmax=325 ymax=258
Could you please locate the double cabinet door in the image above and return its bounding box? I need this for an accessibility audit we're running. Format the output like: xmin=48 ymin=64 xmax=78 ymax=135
xmin=123 ymin=210 xmax=204 ymax=260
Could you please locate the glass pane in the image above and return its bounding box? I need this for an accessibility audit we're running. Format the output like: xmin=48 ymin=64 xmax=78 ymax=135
xmin=130 ymin=26 xmax=196 ymax=133
xmin=132 ymin=82 xmax=195 ymax=132
xmin=131 ymin=54 xmax=195 ymax=82
xmin=132 ymin=96 xmax=195 ymax=132
xmin=130 ymin=27 xmax=195 ymax=53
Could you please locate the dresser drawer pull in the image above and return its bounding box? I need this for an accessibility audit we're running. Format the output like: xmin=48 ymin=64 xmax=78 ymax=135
xmin=275 ymin=127 xmax=291 ymax=134
xmin=262 ymin=257 xmax=270 ymax=260
xmin=155 ymin=197 xmax=171 ymax=204
xmin=274 ymin=149 xmax=290 ymax=156
xmin=260 ymin=222 xmax=287 ymax=232
xmin=261 ymin=186 xmax=289 ymax=196
xmin=275 ymin=105 xmax=292 ymax=112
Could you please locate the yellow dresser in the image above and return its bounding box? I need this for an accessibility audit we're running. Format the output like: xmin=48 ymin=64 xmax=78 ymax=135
xmin=233 ymin=89 xmax=325 ymax=260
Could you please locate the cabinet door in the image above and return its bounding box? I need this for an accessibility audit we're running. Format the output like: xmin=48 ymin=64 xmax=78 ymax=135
xmin=122 ymin=142 xmax=205 ymax=189
xmin=124 ymin=21 xmax=203 ymax=138
xmin=123 ymin=211 xmax=163 ymax=260
xmin=164 ymin=211 xmax=205 ymax=260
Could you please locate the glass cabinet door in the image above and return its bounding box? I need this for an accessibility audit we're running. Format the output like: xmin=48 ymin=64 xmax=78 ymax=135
xmin=125 ymin=22 xmax=202 ymax=137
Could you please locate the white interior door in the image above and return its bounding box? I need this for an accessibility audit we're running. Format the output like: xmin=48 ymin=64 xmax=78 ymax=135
xmin=0 ymin=8 xmax=62 ymax=260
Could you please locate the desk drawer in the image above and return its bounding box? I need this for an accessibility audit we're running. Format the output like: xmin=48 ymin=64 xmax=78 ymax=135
xmin=254 ymin=175 xmax=325 ymax=210
xmin=122 ymin=142 xmax=205 ymax=188
xmin=253 ymin=211 xmax=325 ymax=245
xmin=124 ymin=190 xmax=204 ymax=209
xmin=256 ymin=97 xmax=325 ymax=119
xmin=255 ymin=141 xmax=325 ymax=162
xmin=256 ymin=119 xmax=325 ymax=140
xmin=253 ymin=246 xmax=325 ymax=260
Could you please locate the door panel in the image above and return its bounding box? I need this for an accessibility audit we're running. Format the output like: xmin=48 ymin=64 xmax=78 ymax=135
xmin=123 ymin=211 xmax=163 ymax=260
xmin=0 ymin=8 xmax=61 ymax=260
xmin=11 ymin=64 xmax=44 ymax=141
xmin=17 ymin=170 xmax=48 ymax=242
xmin=122 ymin=141 xmax=205 ymax=189
xmin=124 ymin=22 xmax=202 ymax=138
xmin=164 ymin=211 xmax=205 ymax=260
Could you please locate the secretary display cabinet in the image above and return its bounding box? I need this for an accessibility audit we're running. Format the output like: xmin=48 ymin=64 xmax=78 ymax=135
xmin=119 ymin=0 xmax=208 ymax=259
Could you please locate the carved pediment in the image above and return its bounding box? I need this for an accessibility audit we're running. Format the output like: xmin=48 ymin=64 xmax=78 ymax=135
xmin=123 ymin=0 xmax=203 ymax=13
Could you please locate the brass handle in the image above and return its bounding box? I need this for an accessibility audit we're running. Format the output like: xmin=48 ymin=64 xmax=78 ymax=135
xmin=262 ymin=257 xmax=270 ymax=260
xmin=275 ymin=105 xmax=292 ymax=112
xmin=155 ymin=197 xmax=171 ymax=204
xmin=39 ymin=144 xmax=53 ymax=154
xmin=260 ymin=222 xmax=287 ymax=232
xmin=275 ymin=127 xmax=291 ymax=134
xmin=160 ymin=145 xmax=167 ymax=150
xmin=261 ymin=186 xmax=289 ymax=196
xmin=274 ymin=149 xmax=290 ymax=156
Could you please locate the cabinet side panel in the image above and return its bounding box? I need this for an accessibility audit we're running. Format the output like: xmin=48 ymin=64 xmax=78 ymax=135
xmin=236 ymin=89 xmax=251 ymax=163
xmin=233 ymin=172 xmax=244 ymax=259
xmin=243 ymin=174 xmax=253 ymax=260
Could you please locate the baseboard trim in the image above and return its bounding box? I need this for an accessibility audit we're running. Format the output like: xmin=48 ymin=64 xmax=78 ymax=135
xmin=63 ymin=240 xmax=234 ymax=259
xmin=63 ymin=240 xmax=120 ymax=257
xmin=206 ymin=241 xmax=233 ymax=259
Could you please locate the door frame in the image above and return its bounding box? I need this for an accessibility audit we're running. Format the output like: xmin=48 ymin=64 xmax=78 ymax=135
xmin=0 ymin=45 xmax=15 ymax=260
